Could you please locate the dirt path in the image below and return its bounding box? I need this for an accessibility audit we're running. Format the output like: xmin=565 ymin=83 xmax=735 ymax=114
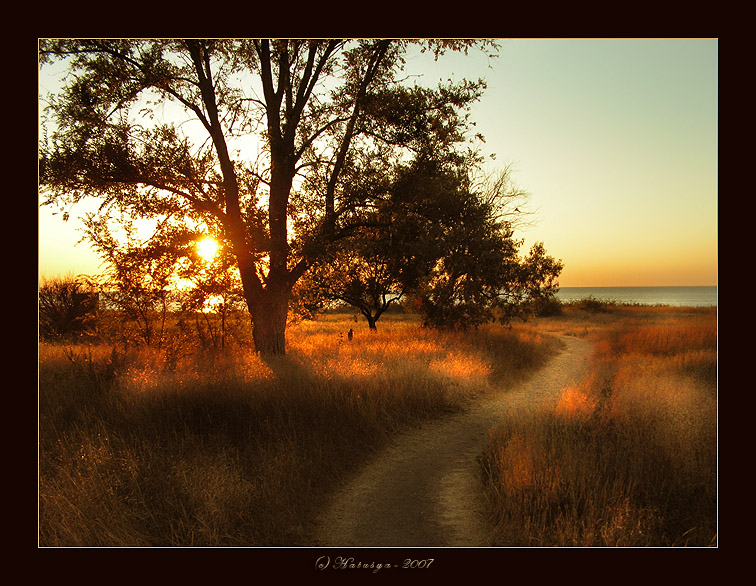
xmin=311 ymin=335 xmax=592 ymax=547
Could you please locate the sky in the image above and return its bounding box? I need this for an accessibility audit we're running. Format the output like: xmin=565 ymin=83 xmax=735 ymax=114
xmin=38 ymin=38 xmax=718 ymax=288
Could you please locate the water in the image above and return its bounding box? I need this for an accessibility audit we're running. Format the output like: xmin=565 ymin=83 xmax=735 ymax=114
xmin=556 ymin=286 xmax=717 ymax=308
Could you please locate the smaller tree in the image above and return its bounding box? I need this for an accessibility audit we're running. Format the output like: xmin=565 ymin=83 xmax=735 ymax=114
xmin=82 ymin=212 xmax=192 ymax=347
xmin=303 ymin=227 xmax=408 ymax=330
xmin=416 ymin=196 xmax=518 ymax=329
xmin=413 ymin=167 xmax=563 ymax=330
xmin=417 ymin=237 xmax=563 ymax=330
xmin=38 ymin=274 xmax=99 ymax=340
xmin=512 ymin=241 xmax=564 ymax=317
xmin=175 ymin=237 xmax=247 ymax=350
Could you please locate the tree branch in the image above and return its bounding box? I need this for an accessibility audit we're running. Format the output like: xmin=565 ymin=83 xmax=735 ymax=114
xmin=325 ymin=40 xmax=392 ymax=223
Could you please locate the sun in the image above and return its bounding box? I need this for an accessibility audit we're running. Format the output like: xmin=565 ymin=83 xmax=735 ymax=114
xmin=196 ymin=237 xmax=219 ymax=262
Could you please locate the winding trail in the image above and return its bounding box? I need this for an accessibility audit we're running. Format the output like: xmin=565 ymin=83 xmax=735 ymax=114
xmin=311 ymin=335 xmax=592 ymax=547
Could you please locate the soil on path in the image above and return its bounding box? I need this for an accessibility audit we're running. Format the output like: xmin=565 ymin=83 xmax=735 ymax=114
xmin=310 ymin=335 xmax=592 ymax=547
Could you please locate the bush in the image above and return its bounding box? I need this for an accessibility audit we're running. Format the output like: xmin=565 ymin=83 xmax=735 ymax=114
xmin=39 ymin=275 xmax=99 ymax=340
xmin=576 ymin=295 xmax=614 ymax=313
xmin=532 ymin=296 xmax=563 ymax=317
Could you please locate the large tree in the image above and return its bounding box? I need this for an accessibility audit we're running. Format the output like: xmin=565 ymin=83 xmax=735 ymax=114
xmin=39 ymin=38 xmax=495 ymax=354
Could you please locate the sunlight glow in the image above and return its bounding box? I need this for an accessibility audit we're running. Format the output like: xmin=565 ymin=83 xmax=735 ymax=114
xmin=197 ymin=237 xmax=219 ymax=263
xmin=202 ymin=294 xmax=224 ymax=314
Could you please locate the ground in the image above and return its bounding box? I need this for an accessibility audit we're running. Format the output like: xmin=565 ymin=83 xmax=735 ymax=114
xmin=309 ymin=335 xmax=591 ymax=547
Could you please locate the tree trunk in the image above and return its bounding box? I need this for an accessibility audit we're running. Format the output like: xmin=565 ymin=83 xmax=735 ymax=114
xmin=363 ymin=311 xmax=378 ymax=331
xmin=249 ymin=286 xmax=290 ymax=355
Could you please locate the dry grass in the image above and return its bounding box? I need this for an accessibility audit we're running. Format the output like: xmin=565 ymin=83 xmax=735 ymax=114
xmin=41 ymin=305 xmax=716 ymax=547
xmin=39 ymin=313 xmax=555 ymax=547
xmin=482 ymin=306 xmax=717 ymax=547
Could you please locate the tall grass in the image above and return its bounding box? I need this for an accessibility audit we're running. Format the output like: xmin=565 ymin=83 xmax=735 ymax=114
xmin=482 ymin=308 xmax=717 ymax=546
xmin=39 ymin=314 xmax=555 ymax=547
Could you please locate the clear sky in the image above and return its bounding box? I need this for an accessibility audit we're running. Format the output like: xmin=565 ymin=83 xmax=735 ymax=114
xmin=38 ymin=38 xmax=718 ymax=287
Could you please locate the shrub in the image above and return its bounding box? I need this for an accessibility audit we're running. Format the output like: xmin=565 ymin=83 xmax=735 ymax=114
xmin=576 ymin=295 xmax=614 ymax=313
xmin=39 ymin=275 xmax=99 ymax=340
xmin=532 ymin=296 xmax=563 ymax=317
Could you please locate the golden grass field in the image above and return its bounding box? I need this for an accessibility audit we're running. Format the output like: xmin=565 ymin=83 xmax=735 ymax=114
xmin=38 ymin=304 xmax=717 ymax=547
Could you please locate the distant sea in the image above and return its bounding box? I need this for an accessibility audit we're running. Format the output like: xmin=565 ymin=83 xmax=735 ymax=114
xmin=556 ymin=286 xmax=717 ymax=308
